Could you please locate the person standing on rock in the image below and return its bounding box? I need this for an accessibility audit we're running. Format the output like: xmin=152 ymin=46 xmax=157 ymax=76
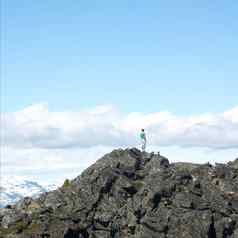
xmin=140 ymin=128 xmax=147 ymax=152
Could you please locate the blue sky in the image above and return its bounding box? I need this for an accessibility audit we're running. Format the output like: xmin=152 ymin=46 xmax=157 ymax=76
xmin=2 ymin=0 xmax=238 ymax=113
xmin=1 ymin=1 xmax=238 ymax=185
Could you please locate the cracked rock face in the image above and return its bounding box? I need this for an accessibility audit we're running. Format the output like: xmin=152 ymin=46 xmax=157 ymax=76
xmin=0 ymin=148 xmax=238 ymax=238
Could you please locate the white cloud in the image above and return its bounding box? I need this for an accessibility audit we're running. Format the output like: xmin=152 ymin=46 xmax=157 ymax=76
xmin=1 ymin=104 xmax=237 ymax=185
xmin=1 ymin=145 xmax=113 ymax=185
xmin=2 ymin=104 xmax=238 ymax=150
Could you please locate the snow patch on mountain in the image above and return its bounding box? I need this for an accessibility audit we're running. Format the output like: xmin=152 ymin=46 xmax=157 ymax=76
xmin=0 ymin=176 xmax=58 ymax=208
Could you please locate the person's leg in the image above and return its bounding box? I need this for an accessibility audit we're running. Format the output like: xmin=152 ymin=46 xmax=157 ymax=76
xmin=142 ymin=139 xmax=146 ymax=151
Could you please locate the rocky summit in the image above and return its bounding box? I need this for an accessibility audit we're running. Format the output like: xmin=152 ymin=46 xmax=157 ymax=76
xmin=1 ymin=148 xmax=238 ymax=238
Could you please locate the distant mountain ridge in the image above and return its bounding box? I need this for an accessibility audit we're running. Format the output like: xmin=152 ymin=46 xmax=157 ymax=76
xmin=0 ymin=149 xmax=238 ymax=238
xmin=0 ymin=177 xmax=57 ymax=208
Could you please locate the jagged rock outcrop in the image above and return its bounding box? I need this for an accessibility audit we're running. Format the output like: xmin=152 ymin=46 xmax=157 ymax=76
xmin=0 ymin=149 xmax=238 ymax=238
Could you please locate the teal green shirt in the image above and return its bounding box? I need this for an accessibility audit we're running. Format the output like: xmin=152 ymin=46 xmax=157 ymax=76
xmin=140 ymin=132 xmax=146 ymax=140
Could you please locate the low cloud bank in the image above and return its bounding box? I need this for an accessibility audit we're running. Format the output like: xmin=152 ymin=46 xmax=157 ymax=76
xmin=2 ymin=103 xmax=238 ymax=150
xmin=2 ymin=104 xmax=238 ymax=184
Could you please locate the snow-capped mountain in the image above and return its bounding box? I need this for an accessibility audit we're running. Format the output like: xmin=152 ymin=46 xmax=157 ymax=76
xmin=0 ymin=176 xmax=57 ymax=208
